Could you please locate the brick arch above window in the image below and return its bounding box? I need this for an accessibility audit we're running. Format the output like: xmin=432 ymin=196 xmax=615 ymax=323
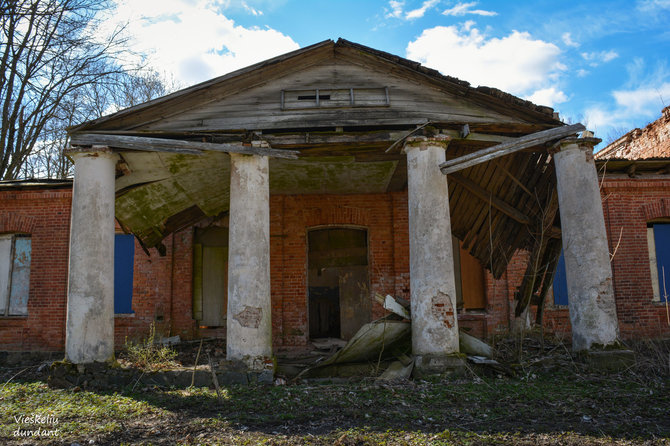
xmin=0 ymin=212 xmax=36 ymax=234
xmin=302 ymin=205 xmax=369 ymax=228
xmin=642 ymin=199 xmax=670 ymax=221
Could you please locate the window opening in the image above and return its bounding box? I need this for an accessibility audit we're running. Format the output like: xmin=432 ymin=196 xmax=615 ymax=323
xmin=648 ymin=222 xmax=670 ymax=302
xmin=0 ymin=234 xmax=31 ymax=316
xmin=114 ymin=234 xmax=135 ymax=314
xmin=308 ymin=227 xmax=370 ymax=340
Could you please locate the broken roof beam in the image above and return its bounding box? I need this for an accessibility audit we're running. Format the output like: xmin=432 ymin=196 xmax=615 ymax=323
xmin=69 ymin=133 xmax=300 ymax=159
xmin=449 ymin=173 xmax=530 ymax=225
xmin=440 ymin=123 xmax=586 ymax=174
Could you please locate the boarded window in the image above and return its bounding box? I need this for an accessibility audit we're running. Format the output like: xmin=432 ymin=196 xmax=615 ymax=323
xmin=552 ymin=251 xmax=569 ymax=306
xmin=281 ymin=87 xmax=389 ymax=110
xmin=192 ymin=226 xmax=228 ymax=327
xmin=452 ymin=237 xmax=486 ymax=310
xmin=308 ymin=228 xmax=370 ymax=340
xmin=0 ymin=234 xmax=31 ymax=316
xmin=114 ymin=234 xmax=135 ymax=314
xmin=649 ymin=223 xmax=670 ymax=302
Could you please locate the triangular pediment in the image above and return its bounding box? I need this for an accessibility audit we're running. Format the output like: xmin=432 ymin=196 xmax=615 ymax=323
xmin=74 ymin=39 xmax=558 ymax=134
xmin=71 ymin=39 xmax=567 ymax=281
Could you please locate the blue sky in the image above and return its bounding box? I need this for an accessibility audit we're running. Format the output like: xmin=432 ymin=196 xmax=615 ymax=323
xmin=105 ymin=0 xmax=670 ymax=145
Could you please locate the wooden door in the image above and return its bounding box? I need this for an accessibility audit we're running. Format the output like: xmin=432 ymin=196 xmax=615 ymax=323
xmin=193 ymin=227 xmax=228 ymax=327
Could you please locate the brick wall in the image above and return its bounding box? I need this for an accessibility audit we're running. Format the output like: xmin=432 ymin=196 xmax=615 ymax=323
xmin=596 ymin=106 xmax=670 ymax=159
xmin=599 ymin=177 xmax=670 ymax=338
xmin=2 ymin=175 xmax=669 ymax=353
xmin=270 ymin=193 xmax=401 ymax=350
xmin=0 ymin=187 xmax=71 ymax=351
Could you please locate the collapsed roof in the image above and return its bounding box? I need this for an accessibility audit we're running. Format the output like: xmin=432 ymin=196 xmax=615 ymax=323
xmin=68 ymin=38 xmax=578 ymax=279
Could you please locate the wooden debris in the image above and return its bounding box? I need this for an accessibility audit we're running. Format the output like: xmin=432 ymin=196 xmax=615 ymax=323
xmin=208 ymin=354 xmax=222 ymax=402
xmin=440 ymin=123 xmax=585 ymax=174
xmin=70 ymin=133 xmax=300 ymax=159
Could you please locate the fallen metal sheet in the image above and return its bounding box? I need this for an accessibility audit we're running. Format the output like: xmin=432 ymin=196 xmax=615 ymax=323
xmin=377 ymin=359 xmax=414 ymax=381
xmin=383 ymin=295 xmax=411 ymax=320
xmin=311 ymin=337 xmax=347 ymax=350
xmin=467 ymin=355 xmax=500 ymax=365
xmin=459 ymin=330 xmax=493 ymax=358
xmin=319 ymin=319 xmax=410 ymax=366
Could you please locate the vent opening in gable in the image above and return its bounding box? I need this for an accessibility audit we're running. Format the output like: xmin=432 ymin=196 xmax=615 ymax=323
xmin=281 ymin=87 xmax=389 ymax=110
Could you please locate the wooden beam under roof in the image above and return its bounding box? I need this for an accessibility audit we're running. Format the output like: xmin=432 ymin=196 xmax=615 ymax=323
xmin=448 ymin=173 xmax=531 ymax=225
xmin=440 ymin=123 xmax=586 ymax=174
xmin=70 ymin=133 xmax=300 ymax=159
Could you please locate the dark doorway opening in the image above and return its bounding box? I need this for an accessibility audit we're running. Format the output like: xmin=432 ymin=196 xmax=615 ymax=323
xmin=193 ymin=226 xmax=228 ymax=328
xmin=308 ymin=227 xmax=370 ymax=340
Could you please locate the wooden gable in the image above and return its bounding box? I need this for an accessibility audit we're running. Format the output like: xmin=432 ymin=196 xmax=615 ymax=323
xmin=70 ymin=39 xmax=571 ymax=292
xmin=75 ymin=39 xmax=558 ymax=135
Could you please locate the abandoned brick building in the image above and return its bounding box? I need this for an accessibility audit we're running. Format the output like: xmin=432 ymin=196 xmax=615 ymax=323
xmin=0 ymin=40 xmax=668 ymax=373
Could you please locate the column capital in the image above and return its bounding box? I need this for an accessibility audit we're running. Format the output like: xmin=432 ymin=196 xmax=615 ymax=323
xmin=65 ymin=146 xmax=117 ymax=161
xmin=549 ymin=136 xmax=601 ymax=155
xmin=404 ymin=135 xmax=452 ymax=153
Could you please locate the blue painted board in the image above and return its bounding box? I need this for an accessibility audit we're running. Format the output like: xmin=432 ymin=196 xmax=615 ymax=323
xmin=553 ymin=251 xmax=569 ymax=306
xmin=654 ymin=224 xmax=670 ymax=302
xmin=114 ymin=234 xmax=135 ymax=314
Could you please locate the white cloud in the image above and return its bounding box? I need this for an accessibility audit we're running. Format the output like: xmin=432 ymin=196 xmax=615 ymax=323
xmin=585 ymin=59 xmax=670 ymax=136
xmin=442 ymin=1 xmax=497 ymax=16
xmin=577 ymin=69 xmax=589 ymax=77
xmin=385 ymin=0 xmax=405 ymax=18
xmin=242 ymin=1 xmax=263 ymax=16
xmin=406 ymin=0 xmax=440 ymax=19
xmin=102 ymin=0 xmax=299 ymax=86
xmin=586 ymin=83 xmax=670 ymax=132
xmin=612 ymin=82 xmax=670 ymax=115
xmin=406 ymin=25 xmax=564 ymax=95
xmin=525 ymin=87 xmax=568 ymax=107
xmin=561 ymin=32 xmax=579 ymax=48
xmin=637 ymin=0 xmax=670 ymax=12
xmin=581 ymin=50 xmax=619 ymax=66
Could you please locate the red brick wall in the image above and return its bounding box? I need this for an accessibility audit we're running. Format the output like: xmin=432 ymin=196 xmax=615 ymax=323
xmin=596 ymin=107 xmax=670 ymax=160
xmin=113 ymin=227 xmax=197 ymax=348
xmin=599 ymin=177 xmax=670 ymax=338
xmin=0 ymin=186 xmax=197 ymax=352
xmin=2 ymin=176 xmax=669 ymax=353
xmin=0 ymin=187 xmax=71 ymax=351
xmin=270 ymin=193 xmax=402 ymax=350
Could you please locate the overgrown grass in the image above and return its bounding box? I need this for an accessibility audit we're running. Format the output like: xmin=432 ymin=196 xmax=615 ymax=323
xmin=1 ymin=371 xmax=668 ymax=445
xmin=2 ymin=335 xmax=670 ymax=445
xmin=0 ymin=382 xmax=163 ymax=440
xmin=123 ymin=323 xmax=178 ymax=371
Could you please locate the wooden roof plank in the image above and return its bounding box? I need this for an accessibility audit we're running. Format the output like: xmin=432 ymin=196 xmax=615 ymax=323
xmin=440 ymin=123 xmax=585 ymax=174
xmin=70 ymin=133 xmax=300 ymax=159
xmin=449 ymin=172 xmax=530 ymax=225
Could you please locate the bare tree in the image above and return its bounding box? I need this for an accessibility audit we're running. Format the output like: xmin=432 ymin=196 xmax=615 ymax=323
xmin=23 ymin=69 xmax=178 ymax=179
xmin=0 ymin=0 xmax=128 ymax=180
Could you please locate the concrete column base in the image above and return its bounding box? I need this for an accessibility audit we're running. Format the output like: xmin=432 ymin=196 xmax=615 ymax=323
xmin=413 ymin=354 xmax=466 ymax=379
xmin=217 ymin=359 xmax=275 ymax=385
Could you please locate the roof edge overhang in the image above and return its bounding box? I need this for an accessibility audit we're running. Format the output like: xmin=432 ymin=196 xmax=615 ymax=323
xmin=70 ymin=38 xmax=563 ymax=134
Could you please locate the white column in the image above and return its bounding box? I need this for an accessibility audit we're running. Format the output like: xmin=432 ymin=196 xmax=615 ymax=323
xmin=404 ymin=136 xmax=459 ymax=373
xmin=65 ymin=149 xmax=117 ymax=363
xmin=227 ymin=153 xmax=272 ymax=368
xmin=553 ymin=137 xmax=619 ymax=351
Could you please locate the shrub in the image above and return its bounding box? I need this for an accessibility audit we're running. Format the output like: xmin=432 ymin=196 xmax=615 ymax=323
xmin=124 ymin=323 xmax=178 ymax=371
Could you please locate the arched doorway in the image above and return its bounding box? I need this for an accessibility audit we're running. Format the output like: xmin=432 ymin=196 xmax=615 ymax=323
xmin=307 ymin=227 xmax=370 ymax=340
